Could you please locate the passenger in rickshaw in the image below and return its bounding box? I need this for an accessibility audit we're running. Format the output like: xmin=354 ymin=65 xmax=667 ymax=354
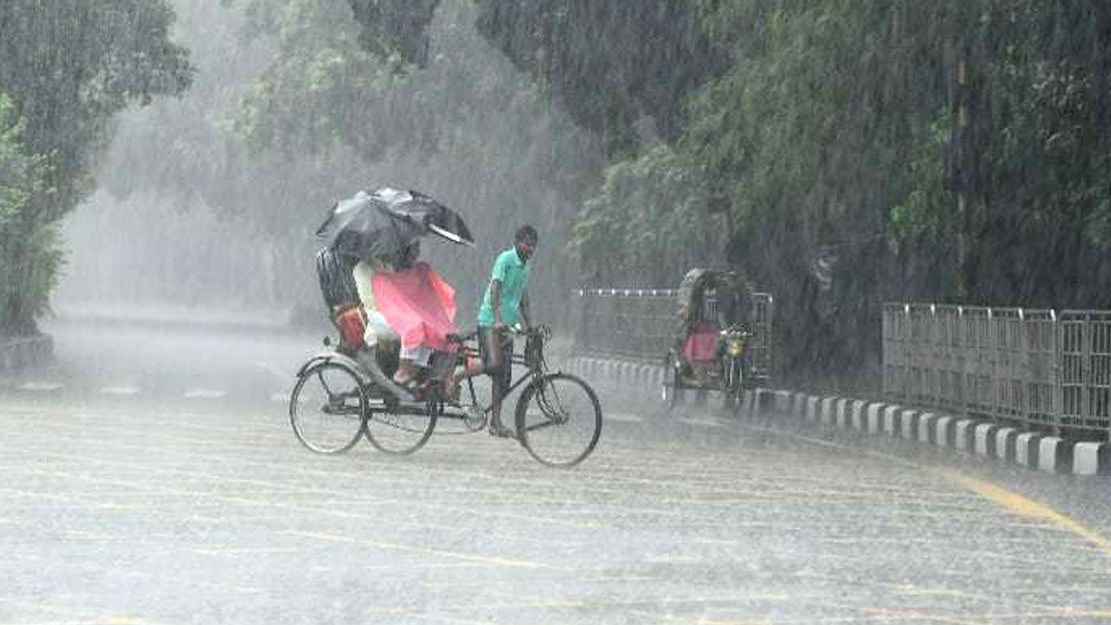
xmin=364 ymin=241 xmax=460 ymax=395
xmin=319 ymin=242 xmax=458 ymax=400
xmin=673 ymin=269 xmax=752 ymax=384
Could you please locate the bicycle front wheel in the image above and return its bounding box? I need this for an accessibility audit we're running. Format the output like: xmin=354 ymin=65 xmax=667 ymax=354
xmin=290 ymin=361 xmax=368 ymax=454
xmin=514 ymin=373 xmax=602 ymax=468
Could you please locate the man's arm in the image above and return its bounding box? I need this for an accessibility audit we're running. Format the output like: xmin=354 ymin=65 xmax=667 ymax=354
xmin=490 ymin=279 xmax=504 ymax=328
xmin=519 ymin=290 xmax=531 ymax=329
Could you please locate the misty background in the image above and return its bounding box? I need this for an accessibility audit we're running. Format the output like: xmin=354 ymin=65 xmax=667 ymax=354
xmin=53 ymin=0 xmax=604 ymax=333
xmin=6 ymin=0 xmax=1111 ymax=390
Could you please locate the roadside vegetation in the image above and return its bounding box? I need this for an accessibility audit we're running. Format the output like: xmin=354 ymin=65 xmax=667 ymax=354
xmin=5 ymin=0 xmax=1110 ymax=388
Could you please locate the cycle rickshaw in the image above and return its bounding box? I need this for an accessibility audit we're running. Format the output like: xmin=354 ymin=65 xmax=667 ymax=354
xmin=289 ymin=322 xmax=602 ymax=467
xmin=288 ymin=188 xmax=602 ymax=468
xmin=661 ymin=268 xmax=773 ymax=410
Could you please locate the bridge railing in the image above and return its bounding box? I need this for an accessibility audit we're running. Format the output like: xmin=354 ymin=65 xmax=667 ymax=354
xmin=883 ymin=304 xmax=1111 ymax=440
xmin=571 ymin=288 xmax=774 ymax=382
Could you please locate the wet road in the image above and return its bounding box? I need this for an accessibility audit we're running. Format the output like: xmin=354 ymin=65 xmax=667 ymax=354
xmin=1 ymin=317 xmax=1110 ymax=624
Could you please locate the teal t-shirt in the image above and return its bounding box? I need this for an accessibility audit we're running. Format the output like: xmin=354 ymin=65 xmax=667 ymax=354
xmin=477 ymin=248 xmax=531 ymax=327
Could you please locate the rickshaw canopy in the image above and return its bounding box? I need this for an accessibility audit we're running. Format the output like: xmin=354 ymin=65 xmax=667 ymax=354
xmin=674 ymin=268 xmax=751 ymax=336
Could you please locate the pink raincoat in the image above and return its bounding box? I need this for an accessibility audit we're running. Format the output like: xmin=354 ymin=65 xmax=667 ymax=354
xmin=681 ymin=320 xmax=720 ymax=363
xmin=371 ymin=262 xmax=459 ymax=353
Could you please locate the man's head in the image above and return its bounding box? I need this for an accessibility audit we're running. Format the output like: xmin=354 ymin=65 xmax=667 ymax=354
xmin=514 ymin=225 xmax=539 ymax=262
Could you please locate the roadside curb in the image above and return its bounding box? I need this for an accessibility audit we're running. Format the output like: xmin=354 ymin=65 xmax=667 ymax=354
xmin=563 ymin=354 xmax=764 ymax=418
xmin=0 ymin=334 xmax=54 ymax=373
xmin=766 ymin=390 xmax=1105 ymax=476
xmin=564 ymin=355 xmax=1109 ymax=476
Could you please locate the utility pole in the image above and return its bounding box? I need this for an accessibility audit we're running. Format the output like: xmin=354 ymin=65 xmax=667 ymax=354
xmin=956 ymin=56 xmax=969 ymax=300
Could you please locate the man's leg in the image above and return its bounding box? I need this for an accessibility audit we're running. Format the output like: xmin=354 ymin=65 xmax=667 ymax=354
xmin=396 ymin=346 xmax=433 ymax=387
xmin=488 ymin=336 xmax=514 ymax=436
xmin=451 ymin=330 xmax=493 ymax=384
xmin=394 ymin=359 xmax=418 ymax=383
xmin=489 ymin=367 xmax=505 ymax=431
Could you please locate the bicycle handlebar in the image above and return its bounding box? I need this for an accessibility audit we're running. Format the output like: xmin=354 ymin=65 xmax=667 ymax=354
xmin=447 ymin=324 xmax=551 ymax=344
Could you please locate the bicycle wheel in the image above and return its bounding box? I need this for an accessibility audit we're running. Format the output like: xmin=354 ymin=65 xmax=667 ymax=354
xmin=364 ymin=397 xmax=438 ymax=455
xmin=515 ymin=373 xmax=602 ymax=468
xmin=290 ymin=361 xmax=367 ymax=454
xmin=662 ymin=354 xmax=684 ymax=410
xmin=722 ymin=360 xmax=743 ymax=413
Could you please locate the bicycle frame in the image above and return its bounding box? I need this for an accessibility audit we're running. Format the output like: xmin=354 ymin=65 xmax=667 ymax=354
xmin=319 ymin=327 xmax=553 ymax=425
xmin=454 ymin=331 xmax=546 ymax=419
xmin=291 ymin=323 xmax=601 ymax=466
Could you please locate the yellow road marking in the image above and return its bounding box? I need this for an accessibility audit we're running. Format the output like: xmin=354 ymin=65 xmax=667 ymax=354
xmin=188 ymin=547 xmax=300 ymax=556
xmin=736 ymin=422 xmax=1111 ymax=560
xmin=0 ymin=600 xmax=171 ymax=625
xmin=1048 ymin=608 xmax=1111 ymax=618
xmin=19 ymin=447 xmax=605 ymax=530
xmin=937 ymin=468 xmax=1111 ymax=557
xmin=283 ymin=529 xmax=558 ymax=570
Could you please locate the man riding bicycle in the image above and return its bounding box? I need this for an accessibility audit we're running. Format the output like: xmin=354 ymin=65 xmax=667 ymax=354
xmin=449 ymin=225 xmax=538 ymax=437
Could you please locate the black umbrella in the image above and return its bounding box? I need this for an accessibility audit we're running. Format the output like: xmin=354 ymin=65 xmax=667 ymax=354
xmin=316 ymin=187 xmax=474 ymax=261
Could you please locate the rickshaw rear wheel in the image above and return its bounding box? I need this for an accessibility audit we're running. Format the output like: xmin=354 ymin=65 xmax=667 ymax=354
xmin=722 ymin=361 xmax=745 ymax=413
xmin=662 ymin=354 xmax=684 ymax=409
xmin=363 ymin=395 xmax=438 ymax=455
xmin=289 ymin=361 xmax=368 ymax=454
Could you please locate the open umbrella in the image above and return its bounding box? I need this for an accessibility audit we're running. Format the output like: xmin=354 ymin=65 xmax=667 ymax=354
xmin=316 ymin=187 xmax=474 ymax=261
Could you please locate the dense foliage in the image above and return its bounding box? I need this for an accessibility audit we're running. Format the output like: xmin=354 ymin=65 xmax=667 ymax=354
xmin=472 ymin=1 xmax=1111 ymax=384
xmin=474 ymin=0 xmax=729 ymax=158
xmin=15 ymin=0 xmax=1111 ymax=390
xmin=0 ymin=93 xmax=55 ymax=331
xmin=0 ymin=0 xmax=193 ymax=335
xmin=684 ymin=1 xmax=1111 ymax=380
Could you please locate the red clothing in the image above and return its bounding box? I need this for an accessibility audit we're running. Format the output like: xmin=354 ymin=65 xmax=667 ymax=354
xmin=334 ymin=306 xmax=366 ymax=350
xmin=682 ymin=321 xmax=720 ymax=363
xmin=371 ymin=262 xmax=459 ymax=353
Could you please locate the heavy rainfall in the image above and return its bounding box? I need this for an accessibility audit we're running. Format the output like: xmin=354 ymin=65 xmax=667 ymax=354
xmin=1 ymin=1 xmax=1111 ymax=623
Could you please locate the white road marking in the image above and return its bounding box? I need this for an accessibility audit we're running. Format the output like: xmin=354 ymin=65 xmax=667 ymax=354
xmin=678 ymin=416 xmax=724 ymax=428
xmin=184 ymin=389 xmax=226 ymax=399
xmin=17 ymin=381 xmax=63 ymax=392
xmin=605 ymin=412 xmax=644 ymax=423
xmin=255 ymin=361 xmax=292 ymax=380
xmin=99 ymin=386 xmax=140 ymax=396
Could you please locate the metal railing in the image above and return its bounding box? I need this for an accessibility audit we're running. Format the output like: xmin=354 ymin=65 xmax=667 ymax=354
xmin=571 ymin=288 xmax=774 ymax=382
xmin=883 ymin=304 xmax=1111 ymax=440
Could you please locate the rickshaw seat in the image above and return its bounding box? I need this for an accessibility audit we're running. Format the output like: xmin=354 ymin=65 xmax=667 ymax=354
xmin=681 ymin=320 xmax=720 ymax=363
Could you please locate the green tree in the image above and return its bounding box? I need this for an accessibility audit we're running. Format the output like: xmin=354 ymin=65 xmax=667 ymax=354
xmin=569 ymin=144 xmax=726 ymax=287
xmin=228 ymin=0 xmax=603 ymax=320
xmin=0 ymin=0 xmax=193 ymax=334
xmin=0 ymin=93 xmax=55 ymax=331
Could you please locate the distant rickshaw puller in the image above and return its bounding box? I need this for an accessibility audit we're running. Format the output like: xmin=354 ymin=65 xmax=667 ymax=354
xmin=449 ymin=225 xmax=538 ymax=437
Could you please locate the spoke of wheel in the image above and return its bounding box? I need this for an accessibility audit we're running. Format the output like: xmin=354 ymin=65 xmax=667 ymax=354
xmin=363 ymin=400 xmax=437 ymax=455
xmin=516 ymin=374 xmax=601 ymax=468
xmin=521 ymin=419 xmax=558 ymax=434
xmin=290 ymin=362 xmax=366 ymax=455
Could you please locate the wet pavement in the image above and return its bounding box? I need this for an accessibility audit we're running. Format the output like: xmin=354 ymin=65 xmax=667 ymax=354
xmin=1 ymin=318 xmax=1110 ymax=624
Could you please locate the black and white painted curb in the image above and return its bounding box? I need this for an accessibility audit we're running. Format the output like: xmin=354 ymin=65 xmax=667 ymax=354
xmin=562 ymin=355 xmax=764 ymax=417
xmin=565 ymin=355 xmax=667 ymax=389
xmin=564 ymin=355 xmax=1110 ymax=476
